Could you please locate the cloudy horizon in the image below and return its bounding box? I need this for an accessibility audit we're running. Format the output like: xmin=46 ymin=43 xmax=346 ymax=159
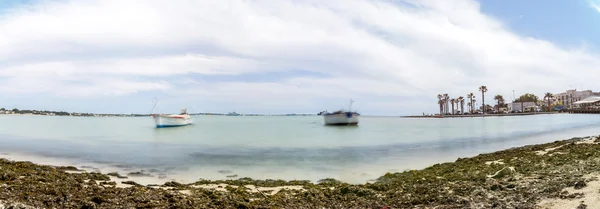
xmin=1 ymin=0 xmax=600 ymax=116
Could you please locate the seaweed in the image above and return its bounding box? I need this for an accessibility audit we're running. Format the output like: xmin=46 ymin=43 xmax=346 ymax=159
xmin=1 ymin=136 xmax=599 ymax=208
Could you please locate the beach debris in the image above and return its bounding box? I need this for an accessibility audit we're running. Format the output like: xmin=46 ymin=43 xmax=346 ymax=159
xmin=485 ymin=159 xmax=505 ymax=165
xmin=577 ymin=201 xmax=587 ymax=209
xmin=487 ymin=167 xmax=515 ymax=179
xmin=535 ymin=145 xmax=566 ymax=155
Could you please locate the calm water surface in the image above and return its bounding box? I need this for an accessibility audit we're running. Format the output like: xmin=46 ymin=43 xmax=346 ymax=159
xmin=1 ymin=114 xmax=599 ymax=184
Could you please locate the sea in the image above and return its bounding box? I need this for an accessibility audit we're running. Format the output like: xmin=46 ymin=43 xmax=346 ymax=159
xmin=0 ymin=113 xmax=599 ymax=185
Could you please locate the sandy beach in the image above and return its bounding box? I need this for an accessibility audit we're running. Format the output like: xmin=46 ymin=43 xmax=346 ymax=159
xmin=1 ymin=135 xmax=600 ymax=208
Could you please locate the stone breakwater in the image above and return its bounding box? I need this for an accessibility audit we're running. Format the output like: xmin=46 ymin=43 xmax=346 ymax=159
xmin=2 ymin=136 xmax=600 ymax=208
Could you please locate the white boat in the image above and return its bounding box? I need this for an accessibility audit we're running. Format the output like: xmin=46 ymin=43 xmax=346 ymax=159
xmin=226 ymin=111 xmax=241 ymax=116
xmin=322 ymin=99 xmax=360 ymax=125
xmin=323 ymin=111 xmax=360 ymax=125
xmin=152 ymin=108 xmax=193 ymax=128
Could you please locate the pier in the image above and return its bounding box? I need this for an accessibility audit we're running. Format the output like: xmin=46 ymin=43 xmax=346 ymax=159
xmin=567 ymin=109 xmax=600 ymax=114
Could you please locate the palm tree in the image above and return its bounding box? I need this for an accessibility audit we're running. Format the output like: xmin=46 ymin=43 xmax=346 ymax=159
xmin=437 ymin=94 xmax=444 ymax=115
xmin=450 ymin=98 xmax=456 ymax=114
xmin=467 ymin=93 xmax=475 ymax=113
xmin=494 ymin=95 xmax=504 ymax=112
xmin=544 ymin=92 xmax=553 ymax=111
xmin=458 ymin=96 xmax=465 ymax=114
xmin=443 ymin=94 xmax=449 ymax=114
xmin=438 ymin=98 xmax=444 ymax=115
xmin=455 ymin=99 xmax=460 ymax=114
xmin=467 ymin=101 xmax=472 ymax=113
xmin=479 ymin=86 xmax=488 ymax=114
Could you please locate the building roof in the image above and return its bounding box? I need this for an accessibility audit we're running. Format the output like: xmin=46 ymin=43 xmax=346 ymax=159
xmin=573 ymin=96 xmax=600 ymax=104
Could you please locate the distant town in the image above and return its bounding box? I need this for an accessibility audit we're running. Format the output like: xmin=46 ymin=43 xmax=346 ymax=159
xmin=426 ymin=87 xmax=600 ymax=118
xmin=0 ymin=108 xmax=317 ymax=117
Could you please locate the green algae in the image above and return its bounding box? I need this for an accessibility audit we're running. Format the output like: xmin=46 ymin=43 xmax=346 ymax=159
xmin=2 ymin=136 xmax=600 ymax=208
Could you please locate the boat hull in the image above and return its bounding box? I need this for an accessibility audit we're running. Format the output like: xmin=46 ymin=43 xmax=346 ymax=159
xmin=153 ymin=115 xmax=193 ymax=128
xmin=323 ymin=113 xmax=359 ymax=125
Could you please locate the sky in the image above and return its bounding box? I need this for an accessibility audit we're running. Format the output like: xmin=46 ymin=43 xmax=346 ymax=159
xmin=1 ymin=0 xmax=600 ymax=115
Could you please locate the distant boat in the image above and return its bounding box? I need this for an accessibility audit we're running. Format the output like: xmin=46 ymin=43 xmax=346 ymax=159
xmin=152 ymin=108 xmax=193 ymax=128
xmin=226 ymin=111 xmax=241 ymax=116
xmin=322 ymin=99 xmax=360 ymax=126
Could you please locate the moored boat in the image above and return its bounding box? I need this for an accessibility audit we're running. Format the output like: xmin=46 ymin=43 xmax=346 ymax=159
xmin=322 ymin=99 xmax=360 ymax=126
xmin=152 ymin=108 xmax=193 ymax=128
xmin=226 ymin=111 xmax=241 ymax=116
xmin=323 ymin=111 xmax=360 ymax=125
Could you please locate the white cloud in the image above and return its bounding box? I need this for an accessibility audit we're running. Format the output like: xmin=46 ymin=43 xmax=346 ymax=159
xmin=0 ymin=0 xmax=599 ymax=114
xmin=591 ymin=1 xmax=600 ymax=13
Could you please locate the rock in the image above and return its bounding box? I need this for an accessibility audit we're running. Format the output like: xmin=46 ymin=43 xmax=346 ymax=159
xmin=574 ymin=181 xmax=587 ymax=189
xmin=121 ymin=181 xmax=142 ymax=186
xmin=99 ymin=181 xmax=116 ymax=187
xmin=58 ymin=166 xmax=80 ymax=171
xmin=127 ymin=171 xmax=153 ymax=177
xmin=90 ymin=196 xmax=105 ymax=205
xmin=317 ymin=178 xmax=342 ymax=184
xmin=106 ymin=172 xmax=127 ymax=179
xmin=490 ymin=184 xmax=502 ymax=191
xmin=218 ymin=170 xmax=233 ymax=174
xmin=164 ymin=181 xmax=184 ymax=188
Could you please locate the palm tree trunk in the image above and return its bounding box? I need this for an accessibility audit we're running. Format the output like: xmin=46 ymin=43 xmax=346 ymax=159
xmin=445 ymin=101 xmax=450 ymax=114
xmin=443 ymin=102 xmax=446 ymax=115
xmin=471 ymin=98 xmax=474 ymax=113
xmin=497 ymin=101 xmax=500 ymax=112
xmin=482 ymin=93 xmax=485 ymax=114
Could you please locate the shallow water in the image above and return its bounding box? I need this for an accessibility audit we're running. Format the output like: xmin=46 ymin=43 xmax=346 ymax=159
xmin=0 ymin=114 xmax=599 ymax=184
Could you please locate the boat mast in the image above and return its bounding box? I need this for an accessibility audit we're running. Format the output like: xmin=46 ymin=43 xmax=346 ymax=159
xmin=150 ymin=98 xmax=159 ymax=115
xmin=349 ymin=99 xmax=354 ymax=112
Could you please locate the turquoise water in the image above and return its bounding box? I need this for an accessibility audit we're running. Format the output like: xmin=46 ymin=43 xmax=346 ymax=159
xmin=1 ymin=114 xmax=600 ymax=184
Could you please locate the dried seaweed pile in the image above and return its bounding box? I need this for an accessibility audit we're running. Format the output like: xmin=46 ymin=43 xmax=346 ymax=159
xmin=1 ymin=136 xmax=600 ymax=208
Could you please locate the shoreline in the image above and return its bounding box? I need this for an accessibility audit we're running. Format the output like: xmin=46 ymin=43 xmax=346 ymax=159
xmin=404 ymin=112 xmax=560 ymax=118
xmin=2 ymin=136 xmax=600 ymax=208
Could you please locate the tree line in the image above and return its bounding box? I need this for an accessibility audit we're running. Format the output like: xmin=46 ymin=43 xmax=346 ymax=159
xmin=437 ymin=87 xmax=555 ymax=115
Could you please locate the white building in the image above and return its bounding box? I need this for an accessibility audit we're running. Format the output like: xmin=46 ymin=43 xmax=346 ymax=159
xmin=573 ymin=96 xmax=600 ymax=108
xmin=508 ymin=102 xmax=537 ymax=112
xmin=553 ymin=89 xmax=600 ymax=108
